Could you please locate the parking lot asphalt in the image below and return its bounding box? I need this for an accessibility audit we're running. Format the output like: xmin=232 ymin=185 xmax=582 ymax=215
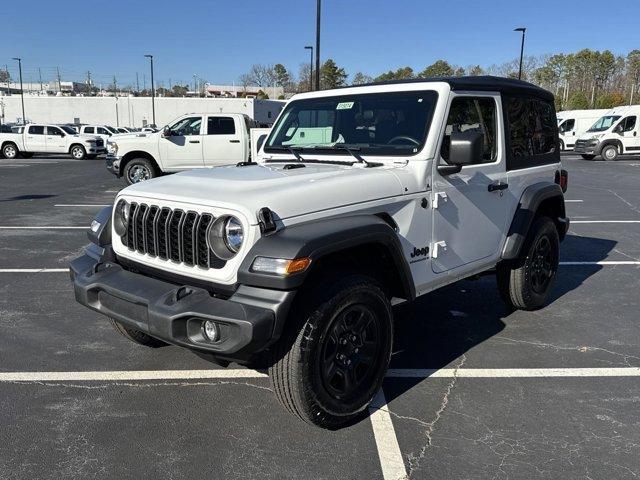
xmin=1 ymin=153 xmax=639 ymax=479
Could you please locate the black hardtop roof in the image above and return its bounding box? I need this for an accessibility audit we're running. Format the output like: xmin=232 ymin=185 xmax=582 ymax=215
xmin=350 ymin=75 xmax=554 ymax=101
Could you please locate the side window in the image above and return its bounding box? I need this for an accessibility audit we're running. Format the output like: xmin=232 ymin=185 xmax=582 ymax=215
xmin=440 ymin=97 xmax=497 ymax=164
xmin=560 ymin=119 xmax=575 ymax=132
xmin=97 ymin=127 xmax=110 ymax=135
xmin=28 ymin=125 xmax=45 ymax=135
xmin=170 ymin=117 xmax=202 ymax=136
xmin=506 ymin=96 xmax=558 ymax=169
xmin=47 ymin=126 xmax=62 ymax=136
xmin=622 ymin=116 xmax=636 ymax=132
xmin=84 ymin=126 xmax=94 ymax=134
xmin=207 ymin=117 xmax=236 ymax=135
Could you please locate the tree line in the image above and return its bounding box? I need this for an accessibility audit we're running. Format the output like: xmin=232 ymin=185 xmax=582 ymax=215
xmin=240 ymin=49 xmax=640 ymax=110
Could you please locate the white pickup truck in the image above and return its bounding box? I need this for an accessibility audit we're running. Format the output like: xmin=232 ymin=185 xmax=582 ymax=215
xmin=0 ymin=124 xmax=105 ymax=159
xmin=106 ymin=113 xmax=259 ymax=184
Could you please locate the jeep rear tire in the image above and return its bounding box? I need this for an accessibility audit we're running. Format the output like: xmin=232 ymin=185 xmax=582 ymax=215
xmin=109 ymin=318 xmax=168 ymax=348
xmin=601 ymin=144 xmax=619 ymax=161
xmin=2 ymin=143 xmax=19 ymax=159
xmin=125 ymin=158 xmax=157 ymax=185
xmin=269 ymin=275 xmax=393 ymax=429
xmin=497 ymin=216 xmax=559 ymax=311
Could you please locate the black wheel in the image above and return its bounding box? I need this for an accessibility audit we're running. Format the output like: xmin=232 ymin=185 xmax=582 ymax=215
xmin=2 ymin=143 xmax=19 ymax=159
xmin=20 ymin=152 xmax=34 ymax=158
xmin=581 ymin=154 xmax=595 ymax=160
xmin=601 ymin=145 xmax=619 ymax=161
xmin=497 ymin=216 xmax=559 ymax=311
xmin=125 ymin=158 xmax=157 ymax=185
xmin=109 ymin=318 xmax=167 ymax=348
xmin=70 ymin=144 xmax=86 ymax=160
xmin=85 ymin=154 xmax=97 ymax=159
xmin=269 ymin=275 xmax=393 ymax=429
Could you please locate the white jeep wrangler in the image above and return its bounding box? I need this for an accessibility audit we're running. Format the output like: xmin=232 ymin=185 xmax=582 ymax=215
xmin=71 ymin=76 xmax=569 ymax=429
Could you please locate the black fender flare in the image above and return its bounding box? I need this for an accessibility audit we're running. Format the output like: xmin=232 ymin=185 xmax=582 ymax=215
xmin=501 ymin=182 xmax=568 ymax=261
xmin=238 ymin=214 xmax=415 ymax=300
xmin=596 ymin=139 xmax=624 ymax=156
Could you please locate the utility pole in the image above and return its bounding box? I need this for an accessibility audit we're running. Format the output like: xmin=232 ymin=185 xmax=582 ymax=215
xmin=38 ymin=67 xmax=43 ymax=92
xmin=4 ymin=65 xmax=9 ymax=96
xmin=514 ymin=27 xmax=526 ymax=80
xmin=56 ymin=67 xmax=62 ymax=93
xmin=86 ymin=71 xmax=92 ymax=93
xmin=136 ymin=72 xmax=140 ymax=94
xmin=305 ymin=46 xmax=314 ymax=91
xmin=315 ymin=0 xmax=321 ymax=90
xmin=144 ymin=54 xmax=156 ymax=125
xmin=12 ymin=58 xmax=25 ymax=124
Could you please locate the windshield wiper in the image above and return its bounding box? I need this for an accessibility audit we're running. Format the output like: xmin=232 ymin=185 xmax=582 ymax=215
xmin=266 ymin=146 xmax=305 ymax=161
xmin=311 ymin=145 xmax=382 ymax=168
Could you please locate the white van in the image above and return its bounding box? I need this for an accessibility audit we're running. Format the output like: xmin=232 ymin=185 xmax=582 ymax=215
xmin=574 ymin=105 xmax=640 ymax=160
xmin=556 ymin=109 xmax=609 ymax=151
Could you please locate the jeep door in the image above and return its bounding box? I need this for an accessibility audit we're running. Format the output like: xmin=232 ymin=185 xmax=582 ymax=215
xmin=202 ymin=116 xmax=245 ymax=166
xmin=45 ymin=126 xmax=67 ymax=153
xmin=431 ymin=93 xmax=509 ymax=273
xmin=158 ymin=116 xmax=205 ymax=170
xmin=24 ymin=125 xmax=47 ymax=152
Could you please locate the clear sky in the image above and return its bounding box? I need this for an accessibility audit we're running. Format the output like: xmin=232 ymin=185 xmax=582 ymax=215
xmin=1 ymin=0 xmax=638 ymax=88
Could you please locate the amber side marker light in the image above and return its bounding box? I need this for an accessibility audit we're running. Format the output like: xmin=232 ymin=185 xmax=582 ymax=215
xmin=251 ymin=257 xmax=312 ymax=275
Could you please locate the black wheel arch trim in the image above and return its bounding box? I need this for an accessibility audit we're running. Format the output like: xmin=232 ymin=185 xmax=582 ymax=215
xmin=238 ymin=215 xmax=416 ymax=300
xmin=596 ymin=139 xmax=623 ymax=155
xmin=501 ymin=182 xmax=568 ymax=261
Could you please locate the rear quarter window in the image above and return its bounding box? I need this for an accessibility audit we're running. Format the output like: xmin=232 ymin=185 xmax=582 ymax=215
xmin=504 ymin=95 xmax=559 ymax=170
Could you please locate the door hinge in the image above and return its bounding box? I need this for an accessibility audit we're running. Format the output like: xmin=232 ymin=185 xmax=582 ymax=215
xmin=432 ymin=241 xmax=447 ymax=258
xmin=433 ymin=192 xmax=448 ymax=209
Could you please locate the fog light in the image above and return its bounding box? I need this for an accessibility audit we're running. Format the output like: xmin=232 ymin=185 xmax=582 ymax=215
xmin=202 ymin=320 xmax=220 ymax=342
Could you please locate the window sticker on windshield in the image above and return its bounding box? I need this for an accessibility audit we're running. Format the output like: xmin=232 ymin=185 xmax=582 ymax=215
xmin=336 ymin=102 xmax=354 ymax=110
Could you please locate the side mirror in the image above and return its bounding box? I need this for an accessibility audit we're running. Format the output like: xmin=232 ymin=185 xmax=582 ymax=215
xmin=161 ymin=127 xmax=172 ymax=138
xmin=256 ymin=134 xmax=267 ymax=152
xmin=438 ymin=130 xmax=484 ymax=175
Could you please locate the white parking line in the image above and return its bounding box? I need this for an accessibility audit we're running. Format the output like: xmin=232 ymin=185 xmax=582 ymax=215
xmin=0 ymin=268 xmax=69 ymax=273
xmin=560 ymin=261 xmax=640 ymax=266
xmin=571 ymin=220 xmax=640 ymax=224
xmin=386 ymin=367 xmax=640 ymax=378
xmin=0 ymin=226 xmax=86 ymax=230
xmin=369 ymin=390 xmax=408 ymax=480
xmin=565 ymin=200 xmax=583 ymax=203
xmin=0 ymin=369 xmax=267 ymax=382
xmin=54 ymin=204 xmax=110 ymax=207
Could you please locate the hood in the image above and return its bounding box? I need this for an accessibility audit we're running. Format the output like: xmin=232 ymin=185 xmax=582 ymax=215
xmin=121 ymin=162 xmax=405 ymax=224
xmin=74 ymin=133 xmax=102 ymax=141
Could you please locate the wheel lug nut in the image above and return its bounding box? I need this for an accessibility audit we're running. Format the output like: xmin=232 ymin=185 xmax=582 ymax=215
xmin=346 ymin=360 xmax=351 ymax=365
xmin=340 ymin=339 xmax=347 ymax=345
xmin=354 ymin=348 xmax=359 ymax=353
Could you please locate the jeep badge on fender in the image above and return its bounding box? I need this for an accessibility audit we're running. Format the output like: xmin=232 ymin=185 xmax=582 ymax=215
xmin=70 ymin=76 xmax=569 ymax=429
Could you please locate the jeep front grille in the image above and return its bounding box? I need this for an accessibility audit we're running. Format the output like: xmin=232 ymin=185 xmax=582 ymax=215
xmin=121 ymin=203 xmax=225 ymax=269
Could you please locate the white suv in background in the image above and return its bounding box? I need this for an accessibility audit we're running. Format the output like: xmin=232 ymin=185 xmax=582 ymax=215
xmin=574 ymin=105 xmax=640 ymax=160
xmin=0 ymin=124 xmax=105 ymax=159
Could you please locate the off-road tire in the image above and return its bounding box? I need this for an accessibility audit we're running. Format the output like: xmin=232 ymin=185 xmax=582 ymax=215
xmin=124 ymin=157 xmax=157 ymax=185
xmin=601 ymin=144 xmax=619 ymax=161
xmin=70 ymin=144 xmax=86 ymax=160
xmin=2 ymin=143 xmax=19 ymax=159
xmin=269 ymin=275 xmax=393 ymax=429
xmin=581 ymin=154 xmax=595 ymax=160
xmin=109 ymin=318 xmax=167 ymax=348
xmin=497 ymin=216 xmax=559 ymax=311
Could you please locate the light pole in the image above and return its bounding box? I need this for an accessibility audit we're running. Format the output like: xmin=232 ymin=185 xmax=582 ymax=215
xmin=305 ymin=46 xmax=314 ymax=91
xmin=315 ymin=0 xmax=321 ymax=90
xmin=193 ymin=74 xmax=197 ymax=97
xmin=144 ymin=54 xmax=156 ymax=125
xmin=514 ymin=27 xmax=526 ymax=80
xmin=12 ymin=58 xmax=25 ymax=123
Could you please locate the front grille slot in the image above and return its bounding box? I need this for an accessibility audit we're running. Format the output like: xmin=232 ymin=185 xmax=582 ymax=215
xmin=120 ymin=203 xmax=225 ymax=270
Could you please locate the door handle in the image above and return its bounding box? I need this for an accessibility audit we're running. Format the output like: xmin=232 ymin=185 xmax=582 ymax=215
xmin=189 ymin=140 xmax=200 ymax=144
xmin=229 ymin=140 xmax=240 ymax=143
xmin=488 ymin=182 xmax=508 ymax=192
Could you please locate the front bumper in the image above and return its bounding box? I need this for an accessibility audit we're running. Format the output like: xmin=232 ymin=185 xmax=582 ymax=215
xmin=573 ymin=139 xmax=599 ymax=155
xmin=88 ymin=147 xmax=107 ymax=154
xmin=70 ymin=251 xmax=294 ymax=359
xmin=106 ymin=155 xmax=121 ymax=177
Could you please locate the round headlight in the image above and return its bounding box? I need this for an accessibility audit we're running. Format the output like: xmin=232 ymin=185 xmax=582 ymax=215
xmin=206 ymin=215 xmax=244 ymax=260
xmin=113 ymin=199 xmax=130 ymax=236
xmin=224 ymin=216 xmax=244 ymax=253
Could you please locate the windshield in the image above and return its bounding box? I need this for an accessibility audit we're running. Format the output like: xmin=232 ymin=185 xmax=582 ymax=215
xmin=588 ymin=115 xmax=621 ymax=132
xmin=60 ymin=126 xmax=77 ymax=134
xmin=265 ymin=91 xmax=438 ymax=156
